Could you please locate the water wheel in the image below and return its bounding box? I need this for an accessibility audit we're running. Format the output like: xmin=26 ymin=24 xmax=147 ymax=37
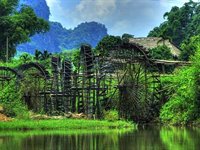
xmin=103 ymin=42 xmax=162 ymax=122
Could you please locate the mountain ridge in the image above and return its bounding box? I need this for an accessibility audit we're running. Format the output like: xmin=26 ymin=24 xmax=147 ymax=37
xmin=18 ymin=0 xmax=108 ymax=54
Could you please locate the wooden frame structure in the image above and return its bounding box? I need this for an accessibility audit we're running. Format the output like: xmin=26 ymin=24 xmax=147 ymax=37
xmin=0 ymin=42 xmax=189 ymax=120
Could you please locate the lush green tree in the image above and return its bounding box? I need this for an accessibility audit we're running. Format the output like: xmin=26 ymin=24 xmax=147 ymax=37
xmin=96 ymin=35 xmax=122 ymax=56
xmin=33 ymin=49 xmax=52 ymax=61
xmin=0 ymin=0 xmax=49 ymax=61
xmin=19 ymin=52 xmax=33 ymax=63
xmin=180 ymin=35 xmax=200 ymax=60
xmin=40 ymin=50 xmax=52 ymax=60
xmin=149 ymin=45 xmax=173 ymax=60
xmin=34 ymin=49 xmax=42 ymax=60
xmin=122 ymin=33 xmax=134 ymax=39
xmin=148 ymin=1 xmax=200 ymax=47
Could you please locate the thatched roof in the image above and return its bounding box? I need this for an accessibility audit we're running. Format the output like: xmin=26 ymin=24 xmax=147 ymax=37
xmin=129 ymin=37 xmax=181 ymax=56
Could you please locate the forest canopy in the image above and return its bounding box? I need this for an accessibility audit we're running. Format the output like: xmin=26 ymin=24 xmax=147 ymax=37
xmin=148 ymin=0 xmax=200 ymax=60
xmin=148 ymin=1 xmax=200 ymax=46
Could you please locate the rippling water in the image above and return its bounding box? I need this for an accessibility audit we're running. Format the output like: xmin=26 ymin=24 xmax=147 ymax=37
xmin=0 ymin=126 xmax=200 ymax=150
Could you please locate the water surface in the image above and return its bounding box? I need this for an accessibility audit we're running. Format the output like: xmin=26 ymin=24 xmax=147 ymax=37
xmin=0 ymin=127 xmax=200 ymax=150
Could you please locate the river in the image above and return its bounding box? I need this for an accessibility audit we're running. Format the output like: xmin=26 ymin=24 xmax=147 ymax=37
xmin=0 ymin=126 xmax=199 ymax=150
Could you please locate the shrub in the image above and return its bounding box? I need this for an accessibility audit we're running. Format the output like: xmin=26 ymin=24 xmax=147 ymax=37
xmin=149 ymin=45 xmax=173 ymax=60
xmin=160 ymin=47 xmax=200 ymax=124
xmin=0 ymin=81 xmax=29 ymax=119
xmin=104 ymin=110 xmax=119 ymax=121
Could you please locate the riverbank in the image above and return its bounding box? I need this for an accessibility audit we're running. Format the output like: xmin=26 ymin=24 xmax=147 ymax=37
xmin=0 ymin=119 xmax=134 ymax=130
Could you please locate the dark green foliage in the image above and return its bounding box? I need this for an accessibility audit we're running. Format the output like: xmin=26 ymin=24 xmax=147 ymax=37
xmin=122 ymin=33 xmax=134 ymax=39
xmin=96 ymin=35 xmax=122 ymax=56
xmin=0 ymin=0 xmax=18 ymax=15
xmin=148 ymin=1 xmax=200 ymax=47
xmin=40 ymin=50 xmax=52 ymax=60
xmin=149 ymin=45 xmax=173 ymax=60
xmin=160 ymin=48 xmax=200 ymax=124
xmin=160 ymin=67 xmax=196 ymax=124
xmin=180 ymin=35 xmax=200 ymax=61
xmin=34 ymin=49 xmax=42 ymax=60
xmin=0 ymin=0 xmax=49 ymax=61
xmin=19 ymin=53 xmax=33 ymax=63
xmin=59 ymin=49 xmax=80 ymax=70
xmin=31 ymin=49 xmax=52 ymax=68
xmin=0 ymin=81 xmax=29 ymax=119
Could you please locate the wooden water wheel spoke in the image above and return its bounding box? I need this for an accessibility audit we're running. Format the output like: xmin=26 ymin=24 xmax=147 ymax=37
xmin=17 ymin=63 xmax=49 ymax=113
xmin=77 ymin=44 xmax=97 ymax=117
xmin=0 ymin=67 xmax=21 ymax=91
xmin=103 ymin=41 xmax=163 ymax=123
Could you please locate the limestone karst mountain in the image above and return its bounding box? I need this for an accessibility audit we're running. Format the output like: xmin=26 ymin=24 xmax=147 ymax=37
xmin=18 ymin=0 xmax=108 ymax=54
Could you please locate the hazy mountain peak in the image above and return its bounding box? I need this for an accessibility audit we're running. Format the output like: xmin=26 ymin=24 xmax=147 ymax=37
xmin=18 ymin=0 xmax=108 ymax=54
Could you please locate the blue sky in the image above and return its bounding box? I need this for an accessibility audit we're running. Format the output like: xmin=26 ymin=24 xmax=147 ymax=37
xmin=46 ymin=0 xmax=199 ymax=37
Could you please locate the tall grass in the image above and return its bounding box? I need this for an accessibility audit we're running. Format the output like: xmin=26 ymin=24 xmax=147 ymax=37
xmin=0 ymin=119 xmax=135 ymax=130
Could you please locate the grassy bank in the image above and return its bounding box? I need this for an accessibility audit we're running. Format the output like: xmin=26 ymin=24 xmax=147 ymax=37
xmin=0 ymin=119 xmax=134 ymax=130
xmin=0 ymin=128 xmax=134 ymax=137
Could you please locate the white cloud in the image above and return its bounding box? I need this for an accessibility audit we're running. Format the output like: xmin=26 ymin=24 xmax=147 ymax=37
xmin=46 ymin=0 xmax=64 ymax=21
xmin=74 ymin=0 xmax=116 ymax=20
xmin=47 ymin=0 xmax=200 ymax=36
xmin=46 ymin=0 xmax=59 ymax=8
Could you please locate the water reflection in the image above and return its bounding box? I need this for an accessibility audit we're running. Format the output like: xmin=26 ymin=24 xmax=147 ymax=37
xmin=160 ymin=127 xmax=200 ymax=150
xmin=0 ymin=130 xmax=123 ymax=150
xmin=0 ymin=127 xmax=200 ymax=150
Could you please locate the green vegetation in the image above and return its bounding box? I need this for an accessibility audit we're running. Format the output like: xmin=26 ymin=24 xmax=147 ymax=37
xmin=34 ymin=50 xmax=52 ymax=61
xmin=0 ymin=51 xmax=52 ymax=119
xmin=1 ymin=126 xmax=200 ymax=150
xmin=148 ymin=0 xmax=200 ymax=46
xmin=160 ymin=127 xmax=200 ymax=149
xmin=0 ymin=0 xmax=49 ymax=61
xmin=149 ymin=45 xmax=173 ymax=60
xmin=96 ymin=35 xmax=122 ymax=56
xmin=145 ymin=0 xmax=200 ymax=125
xmin=1 ymin=0 xmax=200 ymax=127
xmin=148 ymin=1 xmax=200 ymax=60
xmin=0 ymin=128 xmax=133 ymax=137
xmin=180 ymin=35 xmax=200 ymax=60
xmin=104 ymin=110 xmax=119 ymax=121
xmin=0 ymin=128 xmax=134 ymax=150
xmin=122 ymin=33 xmax=134 ymax=39
xmin=0 ymin=81 xmax=29 ymax=119
xmin=160 ymin=47 xmax=200 ymax=125
xmin=0 ymin=119 xmax=134 ymax=130
xmin=95 ymin=34 xmax=135 ymax=56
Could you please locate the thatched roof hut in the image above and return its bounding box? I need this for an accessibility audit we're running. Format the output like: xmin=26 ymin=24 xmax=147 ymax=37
xmin=129 ymin=37 xmax=181 ymax=57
